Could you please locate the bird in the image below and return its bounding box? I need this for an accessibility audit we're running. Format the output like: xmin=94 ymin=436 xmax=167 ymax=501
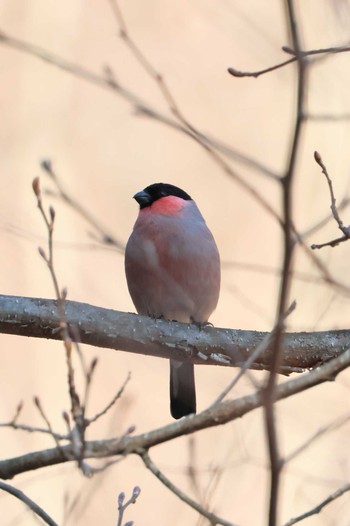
xmin=125 ymin=183 xmax=220 ymax=419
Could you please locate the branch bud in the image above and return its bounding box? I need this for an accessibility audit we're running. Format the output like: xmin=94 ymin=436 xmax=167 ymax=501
xmin=49 ymin=206 xmax=56 ymax=223
xmin=132 ymin=486 xmax=141 ymax=500
xmin=38 ymin=246 xmax=47 ymax=260
xmin=41 ymin=159 xmax=52 ymax=175
xmin=126 ymin=425 xmax=136 ymax=435
xmin=118 ymin=492 xmax=125 ymax=506
xmin=90 ymin=357 xmax=98 ymax=373
xmin=32 ymin=177 xmax=41 ymax=198
xmin=314 ymin=151 xmax=322 ymax=163
xmin=62 ymin=411 xmax=70 ymax=425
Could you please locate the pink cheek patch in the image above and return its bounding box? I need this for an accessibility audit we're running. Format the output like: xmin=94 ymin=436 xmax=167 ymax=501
xmin=150 ymin=196 xmax=186 ymax=216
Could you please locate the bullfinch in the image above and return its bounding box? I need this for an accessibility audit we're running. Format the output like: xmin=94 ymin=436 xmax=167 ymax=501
xmin=125 ymin=183 xmax=220 ymax=419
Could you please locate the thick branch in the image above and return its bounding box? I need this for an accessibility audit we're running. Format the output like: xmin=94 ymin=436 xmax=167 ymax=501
xmin=0 ymin=295 xmax=348 ymax=371
xmin=1 ymin=346 xmax=349 ymax=480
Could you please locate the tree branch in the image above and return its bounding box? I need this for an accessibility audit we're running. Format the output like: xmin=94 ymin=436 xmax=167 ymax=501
xmin=140 ymin=450 xmax=236 ymax=526
xmin=0 ymin=295 xmax=349 ymax=371
xmin=0 ymin=28 xmax=277 ymax=181
xmin=283 ymin=482 xmax=350 ymax=525
xmin=0 ymin=481 xmax=58 ymax=526
xmin=228 ymin=43 xmax=350 ymax=78
xmin=1 ymin=346 xmax=349 ymax=480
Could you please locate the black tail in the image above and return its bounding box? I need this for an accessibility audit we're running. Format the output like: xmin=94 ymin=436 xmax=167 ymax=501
xmin=170 ymin=360 xmax=196 ymax=419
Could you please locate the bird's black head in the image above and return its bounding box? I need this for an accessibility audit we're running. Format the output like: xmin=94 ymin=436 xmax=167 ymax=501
xmin=133 ymin=183 xmax=192 ymax=209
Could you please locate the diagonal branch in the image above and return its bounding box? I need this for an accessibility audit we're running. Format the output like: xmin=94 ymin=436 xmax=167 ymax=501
xmin=40 ymin=160 xmax=124 ymax=251
xmin=283 ymin=483 xmax=350 ymax=525
xmin=141 ymin=450 xmax=236 ymax=526
xmin=0 ymin=28 xmax=276 ymax=182
xmin=0 ymin=481 xmax=58 ymax=526
xmin=1 ymin=346 xmax=350 ymax=480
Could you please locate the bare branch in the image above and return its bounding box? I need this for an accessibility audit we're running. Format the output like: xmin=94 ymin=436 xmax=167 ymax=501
xmin=140 ymin=450 xmax=237 ymax=526
xmin=0 ymin=481 xmax=58 ymax=526
xmin=301 ymin=195 xmax=350 ymax=240
xmin=228 ymin=57 xmax=296 ymax=78
xmin=34 ymin=396 xmax=63 ymax=450
xmin=87 ymin=372 xmax=131 ymax=425
xmin=0 ymin=420 xmax=68 ymax=440
xmin=228 ymin=43 xmax=350 ymax=78
xmin=311 ymin=151 xmax=350 ymax=249
xmin=105 ymin=0 xmax=284 ymax=228
xmin=117 ymin=486 xmax=141 ymax=526
xmin=283 ymin=483 xmax=350 ymax=525
xmin=262 ymin=2 xmax=307 ymax=523
xmin=41 ymin=160 xmax=124 ymax=251
xmin=34 ymin=177 xmax=89 ymax=470
xmin=0 ymin=295 xmax=349 ymax=370
xmin=1 ymin=347 xmax=349 ymax=480
xmin=0 ymin=28 xmax=277 ymax=183
xmin=210 ymin=301 xmax=297 ymax=406
xmin=2 ymin=24 xmax=346 ymax=299
xmin=285 ymin=412 xmax=350 ymax=463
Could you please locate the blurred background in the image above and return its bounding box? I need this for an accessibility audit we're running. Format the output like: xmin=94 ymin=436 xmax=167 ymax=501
xmin=1 ymin=0 xmax=350 ymax=524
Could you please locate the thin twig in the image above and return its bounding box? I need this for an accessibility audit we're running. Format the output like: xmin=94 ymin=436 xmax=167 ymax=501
xmin=34 ymin=180 xmax=126 ymax=477
xmin=211 ymin=301 xmax=296 ymax=406
xmin=0 ymin=481 xmax=59 ymax=526
xmin=263 ymin=3 xmax=307 ymax=524
xmin=307 ymin=112 xmax=350 ymax=121
xmin=34 ymin=397 xmax=64 ymax=450
xmin=117 ymin=486 xmax=141 ymax=526
xmin=135 ymin=106 xmax=279 ymax=178
xmin=140 ymin=450 xmax=237 ymax=526
xmin=228 ymin=43 xmax=350 ymax=78
xmin=222 ymin=260 xmax=337 ymax=286
xmin=10 ymin=401 xmax=23 ymax=424
xmin=285 ymin=413 xmax=350 ymax=463
xmin=0 ymin=421 xmax=67 ymax=440
xmin=108 ymin=0 xmax=350 ymax=314
xmin=283 ymin=483 xmax=350 ymax=525
xmin=295 ymin=230 xmax=350 ymax=295
xmin=41 ymin=160 xmax=124 ymax=251
xmin=87 ymin=372 xmax=131 ymax=425
xmin=194 ymin=446 xmax=232 ymax=526
xmin=33 ymin=178 xmax=87 ymax=469
xmin=186 ymin=437 xmax=202 ymax=502
xmin=106 ymin=0 xmax=285 ymax=228
xmin=301 ymin=196 xmax=350 ymax=239
xmin=0 ymin=27 xmax=278 ymax=182
xmin=1 ymin=23 xmax=346 ymax=296
xmin=228 ymin=57 xmax=296 ymax=78
xmin=80 ymin=357 xmax=97 ymax=410
xmin=311 ymin=151 xmax=350 ymax=249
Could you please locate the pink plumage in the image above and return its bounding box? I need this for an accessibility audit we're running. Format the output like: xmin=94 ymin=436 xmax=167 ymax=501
xmin=125 ymin=183 xmax=220 ymax=419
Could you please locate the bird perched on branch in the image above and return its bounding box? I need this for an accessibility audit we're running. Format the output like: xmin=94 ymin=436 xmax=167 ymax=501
xmin=125 ymin=183 xmax=220 ymax=419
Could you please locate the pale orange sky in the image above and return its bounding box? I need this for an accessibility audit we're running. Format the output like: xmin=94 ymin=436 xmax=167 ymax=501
xmin=1 ymin=1 xmax=350 ymax=525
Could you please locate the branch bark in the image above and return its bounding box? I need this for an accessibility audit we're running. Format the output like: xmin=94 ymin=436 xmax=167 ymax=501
xmin=0 ymin=295 xmax=348 ymax=371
